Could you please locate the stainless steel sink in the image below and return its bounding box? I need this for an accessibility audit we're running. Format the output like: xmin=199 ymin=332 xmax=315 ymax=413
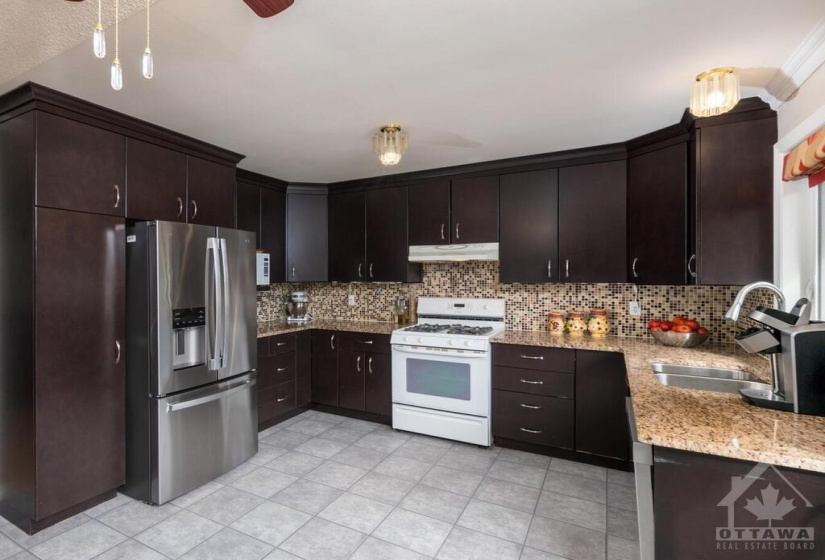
xmin=651 ymin=363 xmax=771 ymax=394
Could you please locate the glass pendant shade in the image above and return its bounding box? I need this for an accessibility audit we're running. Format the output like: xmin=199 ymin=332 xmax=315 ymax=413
xmin=372 ymin=125 xmax=408 ymax=166
xmin=93 ymin=24 xmax=106 ymax=58
xmin=111 ymin=58 xmax=123 ymax=90
xmin=689 ymin=67 xmax=740 ymax=118
xmin=142 ymin=48 xmax=154 ymax=79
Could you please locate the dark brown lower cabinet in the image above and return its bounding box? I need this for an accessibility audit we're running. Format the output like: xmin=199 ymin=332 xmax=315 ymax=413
xmin=575 ymin=351 xmax=630 ymax=460
xmin=338 ymin=350 xmax=366 ymax=411
xmin=296 ymin=330 xmax=312 ymax=407
xmin=493 ymin=390 xmax=574 ymax=449
xmin=311 ymin=330 xmax=339 ymax=406
xmin=364 ymin=353 xmax=391 ymax=416
xmin=257 ymin=332 xmax=310 ymax=428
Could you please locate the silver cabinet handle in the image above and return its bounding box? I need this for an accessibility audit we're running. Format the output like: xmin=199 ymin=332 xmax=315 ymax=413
xmin=277 ymin=367 xmax=288 ymax=372
xmin=358 ymin=263 xmax=362 ymax=278
xmin=455 ymin=222 xmax=460 ymax=240
xmin=330 ymin=334 xmax=335 ymax=350
xmin=368 ymin=356 xmax=373 ymax=373
xmin=276 ymin=342 xmax=286 ymax=346
xmin=547 ymin=260 xmax=552 ymax=279
xmin=520 ymin=403 xmax=542 ymax=410
xmin=520 ymin=379 xmax=544 ymax=385
xmin=632 ymin=257 xmax=639 ymax=279
xmin=520 ymin=428 xmax=543 ymax=434
xmin=688 ymin=254 xmax=697 ymax=278
xmin=277 ymin=396 xmax=289 ymax=403
xmin=176 ymin=196 xmax=184 ymax=217
xmin=113 ymin=184 xmax=121 ymax=208
xmin=440 ymin=223 xmax=445 ymax=240
xmin=190 ymin=199 xmax=198 ymax=220
xmin=115 ymin=340 xmax=121 ymax=364
xmin=565 ymin=259 xmax=570 ymax=279
xmin=369 ymin=263 xmax=374 ymax=278
xmin=291 ymin=265 xmax=296 ymax=278
xmin=519 ymin=355 xmax=544 ymax=360
xmin=357 ymin=355 xmax=361 ymax=372
xmin=359 ymin=340 xmax=374 ymax=345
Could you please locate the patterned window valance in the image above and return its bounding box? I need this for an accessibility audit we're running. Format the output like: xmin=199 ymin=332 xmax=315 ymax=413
xmin=783 ymin=126 xmax=825 ymax=188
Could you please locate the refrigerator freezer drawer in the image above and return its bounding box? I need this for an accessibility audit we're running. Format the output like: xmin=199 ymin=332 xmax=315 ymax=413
xmin=152 ymin=373 xmax=258 ymax=504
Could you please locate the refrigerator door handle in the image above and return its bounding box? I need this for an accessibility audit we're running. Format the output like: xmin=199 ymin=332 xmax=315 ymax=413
xmin=207 ymin=237 xmax=224 ymax=371
xmin=166 ymin=379 xmax=256 ymax=412
xmin=219 ymin=237 xmax=230 ymax=371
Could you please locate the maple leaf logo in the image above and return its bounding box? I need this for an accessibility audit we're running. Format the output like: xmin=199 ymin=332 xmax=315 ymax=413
xmin=744 ymin=484 xmax=796 ymax=527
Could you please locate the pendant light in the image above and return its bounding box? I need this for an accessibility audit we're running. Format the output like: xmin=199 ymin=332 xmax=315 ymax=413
xmin=142 ymin=0 xmax=153 ymax=79
xmin=689 ymin=67 xmax=740 ymax=118
xmin=93 ymin=0 xmax=106 ymax=58
xmin=110 ymin=0 xmax=122 ymax=90
xmin=372 ymin=125 xmax=408 ymax=166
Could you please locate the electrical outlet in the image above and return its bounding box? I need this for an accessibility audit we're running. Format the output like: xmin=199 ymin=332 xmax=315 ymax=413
xmin=629 ymin=300 xmax=642 ymax=316
xmin=348 ymin=294 xmax=356 ymax=306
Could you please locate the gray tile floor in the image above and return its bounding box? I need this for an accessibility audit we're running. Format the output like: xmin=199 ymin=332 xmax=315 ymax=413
xmin=0 ymin=410 xmax=640 ymax=560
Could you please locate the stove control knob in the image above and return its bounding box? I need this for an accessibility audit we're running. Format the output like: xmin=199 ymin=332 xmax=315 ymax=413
xmin=464 ymin=340 xmax=472 ymax=347
xmin=404 ymin=336 xmax=413 ymax=343
xmin=450 ymin=339 xmax=459 ymax=346
xmin=418 ymin=337 xmax=424 ymax=344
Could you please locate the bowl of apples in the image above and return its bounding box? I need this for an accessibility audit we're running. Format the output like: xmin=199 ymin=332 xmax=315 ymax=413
xmin=648 ymin=316 xmax=710 ymax=348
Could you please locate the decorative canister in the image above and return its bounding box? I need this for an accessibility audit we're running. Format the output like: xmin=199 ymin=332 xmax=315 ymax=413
xmin=565 ymin=312 xmax=587 ymax=336
xmin=588 ymin=309 xmax=610 ymax=338
xmin=548 ymin=311 xmax=566 ymax=335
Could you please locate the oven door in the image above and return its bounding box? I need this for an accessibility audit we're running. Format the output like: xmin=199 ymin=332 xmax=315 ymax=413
xmin=392 ymin=344 xmax=490 ymax=417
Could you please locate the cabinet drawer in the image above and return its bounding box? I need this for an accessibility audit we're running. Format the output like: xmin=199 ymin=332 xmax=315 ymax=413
xmin=493 ymin=392 xmax=574 ymax=449
xmin=339 ymin=332 xmax=391 ymax=354
xmin=258 ymin=352 xmax=295 ymax=389
xmin=270 ymin=333 xmax=296 ymax=355
xmin=492 ymin=344 xmax=575 ymax=372
xmin=493 ymin=366 xmax=574 ymax=398
xmin=259 ymin=380 xmax=295 ymax=422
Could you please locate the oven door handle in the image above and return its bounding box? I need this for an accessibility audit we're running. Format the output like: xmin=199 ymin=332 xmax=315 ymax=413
xmin=391 ymin=345 xmax=488 ymax=358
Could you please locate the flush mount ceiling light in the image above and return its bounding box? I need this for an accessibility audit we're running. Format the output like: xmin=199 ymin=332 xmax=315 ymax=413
xmin=689 ymin=67 xmax=740 ymax=118
xmin=373 ymin=125 xmax=408 ymax=166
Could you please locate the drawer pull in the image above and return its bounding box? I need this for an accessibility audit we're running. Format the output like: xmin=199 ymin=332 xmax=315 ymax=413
xmin=519 ymin=355 xmax=544 ymax=360
xmin=277 ymin=367 xmax=288 ymax=372
xmin=519 ymin=379 xmax=544 ymax=385
xmin=276 ymin=396 xmax=289 ymax=403
xmin=520 ymin=428 xmax=543 ymax=434
xmin=520 ymin=403 xmax=542 ymax=410
xmin=276 ymin=342 xmax=286 ymax=347
xmin=359 ymin=340 xmax=374 ymax=345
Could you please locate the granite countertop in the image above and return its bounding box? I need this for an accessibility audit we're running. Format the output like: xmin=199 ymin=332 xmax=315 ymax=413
xmin=257 ymin=319 xmax=398 ymax=338
xmin=491 ymin=331 xmax=825 ymax=473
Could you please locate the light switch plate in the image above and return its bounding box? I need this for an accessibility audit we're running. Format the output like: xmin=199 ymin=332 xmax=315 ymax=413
xmin=348 ymin=294 xmax=356 ymax=306
xmin=629 ymin=301 xmax=642 ymax=316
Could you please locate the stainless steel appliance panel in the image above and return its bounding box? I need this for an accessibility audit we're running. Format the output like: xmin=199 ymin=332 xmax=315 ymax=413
xmin=152 ymin=221 xmax=218 ymax=395
xmin=153 ymin=372 xmax=258 ymax=504
xmin=216 ymin=227 xmax=257 ymax=380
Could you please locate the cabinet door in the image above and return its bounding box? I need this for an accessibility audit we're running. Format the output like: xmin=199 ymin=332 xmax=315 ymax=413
xmin=187 ymin=156 xmax=235 ymax=228
xmin=408 ymin=179 xmax=451 ymax=245
xmin=451 ymin=176 xmax=499 ymax=244
xmin=34 ymin=208 xmax=125 ymax=520
xmin=628 ymin=143 xmax=687 ymax=285
xmin=311 ymin=330 xmax=338 ymax=406
xmin=36 ymin=112 xmax=126 ymax=217
xmin=286 ymin=192 xmax=328 ymax=281
xmin=338 ymin=350 xmax=365 ymax=411
xmin=559 ymin=161 xmax=627 ymax=283
xmin=500 ymin=169 xmax=559 ymax=283
xmin=575 ymin=351 xmax=630 ymax=461
xmin=364 ymin=353 xmax=391 ymax=416
xmin=694 ymin=118 xmax=775 ymax=285
xmin=260 ymin=188 xmax=286 ymax=283
xmin=296 ymin=330 xmax=312 ymax=407
xmin=236 ymin=182 xmax=261 ymax=247
xmin=126 ymin=139 xmax=187 ymax=222
xmin=366 ymin=187 xmax=411 ymax=282
xmin=328 ymin=192 xmax=365 ymax=282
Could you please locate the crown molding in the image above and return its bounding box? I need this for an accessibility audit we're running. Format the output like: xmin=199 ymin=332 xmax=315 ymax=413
xmin=761 ymin=17 xmax=825 ymax=108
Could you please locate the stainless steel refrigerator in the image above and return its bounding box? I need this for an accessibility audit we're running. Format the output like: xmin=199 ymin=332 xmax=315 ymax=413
xmin=123 ymin=221 xmax=258 ymax=505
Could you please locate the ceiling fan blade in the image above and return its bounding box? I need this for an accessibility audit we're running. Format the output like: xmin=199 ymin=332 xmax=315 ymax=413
xmin=243 ymin=0 xmax=294 ymax=18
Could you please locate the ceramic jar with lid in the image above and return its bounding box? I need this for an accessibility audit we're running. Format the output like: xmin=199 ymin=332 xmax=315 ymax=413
xmin=588 ymin=309 xmax=610 ymax=338
xmin=565 ymin=312 xmax=587 ymax=336
xmin=548 ymin=311 xmax=566 ymax=335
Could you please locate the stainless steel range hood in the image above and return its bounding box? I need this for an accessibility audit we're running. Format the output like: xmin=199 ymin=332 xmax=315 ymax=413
xmin=408 ymin=243 xmax=499 ymax=262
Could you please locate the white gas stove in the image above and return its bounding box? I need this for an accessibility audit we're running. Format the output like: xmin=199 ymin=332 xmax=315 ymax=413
xmin=390 ymin=298 xmax=505 ymax=446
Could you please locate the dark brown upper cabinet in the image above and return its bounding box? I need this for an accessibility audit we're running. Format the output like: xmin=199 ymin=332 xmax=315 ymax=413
xmin=126 ymin=139 xmax=188 ymax=222
xmin=236 ymin=181 xmax=262 ymax=246
xmin=689 ymin=107 xmax=776 ymax=285
xmin=328 ymin=191 xmax=366 ymax=282
xmin=451 ymin=176 xmax=499 ymax=244
xmin=187 ymin=156 xmax=236 ymax=228
xmin=558 ymin=161 xmax=627 ymax=283
xmin=627 ymin=140 xmax=688 ymax=285
xmin=408 ymin=179 xmax=451 ymax=245
xmin=500 ymin=169 xmax=559 ymax=283
xmin=286 ymin=188 xmax=328 ymax=282
xmin=36 ymin=112 xmax=126 ymax=217
xmin=236 ymin=171 xmax=287 ymax=283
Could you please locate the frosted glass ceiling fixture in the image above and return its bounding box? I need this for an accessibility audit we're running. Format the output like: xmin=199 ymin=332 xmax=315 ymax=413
xmin=93 ymin=0 xmax=106 ymax=58
xmin=86 ymin=0 xmax=155 ymax=89
xmin=373 ymin=125 xmax=408 ymax=166
xmin=142 ymin=0 xmax=153 ymax=79
xmin=689 ymin=67 xmax=740 ymax=118
xmin=110 ymin=0 xmax=122 ymax=90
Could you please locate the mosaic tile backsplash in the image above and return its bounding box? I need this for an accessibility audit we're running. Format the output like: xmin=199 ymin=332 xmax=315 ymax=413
xmin=258 ymin=262 xmax=773 ymax=343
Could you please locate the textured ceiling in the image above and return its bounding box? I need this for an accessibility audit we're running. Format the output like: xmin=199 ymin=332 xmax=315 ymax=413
xmin=2 ymin=1 xmax=824 ymax=183
xmin=0 ymin=0 xmax=161 ymax=86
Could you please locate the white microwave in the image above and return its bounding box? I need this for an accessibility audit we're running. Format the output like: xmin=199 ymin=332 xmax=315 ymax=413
xmin=256 ymin=253 xmax=270 ymax=286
